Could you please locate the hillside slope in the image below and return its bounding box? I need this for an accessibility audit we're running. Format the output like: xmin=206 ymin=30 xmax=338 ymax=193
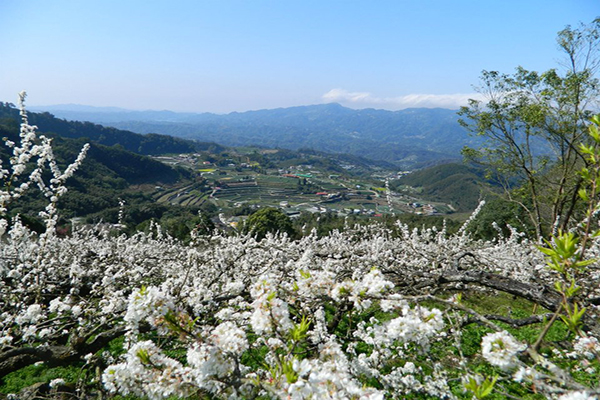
xmin=0 ymin=102 xmax=225 ymax=156
xmin=393 ymin=163 xmax=494 ymax=212
xmin=0 ymin=112 xmax=189 ymax=222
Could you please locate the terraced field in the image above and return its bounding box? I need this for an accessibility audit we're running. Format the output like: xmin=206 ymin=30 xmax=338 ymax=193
xmin=155 ymin=174 xmax=320 ymax=208
xmin=155 ymin=183 xmax=211 ymax=207
xmin=150 ymin=151 xmax=456 ymax=217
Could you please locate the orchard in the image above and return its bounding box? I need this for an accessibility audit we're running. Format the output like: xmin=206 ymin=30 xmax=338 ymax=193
xmin=2 ymin=93 xmax=600 ymax=399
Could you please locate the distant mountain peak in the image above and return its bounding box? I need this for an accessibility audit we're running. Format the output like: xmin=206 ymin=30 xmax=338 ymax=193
xmin=321 ymin=102 xmax=345 ymax=109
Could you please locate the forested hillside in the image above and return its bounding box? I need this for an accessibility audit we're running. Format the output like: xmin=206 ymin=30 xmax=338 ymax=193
xmin=0 ymin=112 xmax=190 ymax=225
xmin=393 ymin=163 xmax=493 ymax=212
xmin=0 ymin=102 xmax=225 ymax=156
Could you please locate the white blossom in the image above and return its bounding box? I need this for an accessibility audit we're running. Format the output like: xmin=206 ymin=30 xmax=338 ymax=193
xmin=49 ymin=378 xmax=65 ymax=388
xmin=573 ymin=336 xmax=600 ymax=360
xmin=481 ymin=331 xmax=526 ymax=370
xmin=558 ymin=392 xmax=598 ymax=400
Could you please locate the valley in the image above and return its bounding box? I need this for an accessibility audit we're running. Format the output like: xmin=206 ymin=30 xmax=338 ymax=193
xmin=148 ymin=149 xmax=457 ymax=226
xmin=0 ymin=100 xmax=493 ymax=241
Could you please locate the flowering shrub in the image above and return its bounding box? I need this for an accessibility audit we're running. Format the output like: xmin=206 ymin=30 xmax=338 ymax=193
xmin=1 ymin=96 xmax=600 ymax=399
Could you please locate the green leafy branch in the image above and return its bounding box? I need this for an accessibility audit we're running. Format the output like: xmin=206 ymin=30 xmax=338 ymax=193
xmin=463 ymin=375 xmax=498 ymax=399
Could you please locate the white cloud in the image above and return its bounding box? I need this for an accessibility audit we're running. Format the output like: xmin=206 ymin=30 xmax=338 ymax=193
xmin=322 ymin=88 xmax=485 ymax=110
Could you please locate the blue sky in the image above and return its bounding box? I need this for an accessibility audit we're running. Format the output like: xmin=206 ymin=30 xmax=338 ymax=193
xmin=0 ymin=1 xmax=597 ymax=113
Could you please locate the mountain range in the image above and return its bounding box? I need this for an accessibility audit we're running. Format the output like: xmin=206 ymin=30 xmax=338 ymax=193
xmin=30 ymin=103 xmax=482 ymax=169
xmin=0 ymin=103 xmax=224 ymax=156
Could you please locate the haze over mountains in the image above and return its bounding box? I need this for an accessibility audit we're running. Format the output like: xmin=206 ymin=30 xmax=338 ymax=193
xmin=30 ymin=103 xmax=482 ymax=169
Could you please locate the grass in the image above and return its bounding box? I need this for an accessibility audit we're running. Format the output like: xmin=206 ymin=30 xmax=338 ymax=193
xmin=0 ymin=364 xmax=84 ymax=395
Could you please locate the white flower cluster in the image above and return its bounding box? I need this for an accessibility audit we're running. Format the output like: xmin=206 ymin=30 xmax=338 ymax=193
xmin=48 ymin=378 xmax=65 ymax=388
xmin=250 ymin=277 xmax=293 ymax=334
xmin=283 ymin=340 xmax=384 ymax=400
xmin=385 ymin=178 xmax=393 ymax=212
xmin=105 ymin=318 xmax=251 ymax=398
xmin=210 ymin=321 xmax=248 ymax=355
xmin=185 ymin=323 xmax=249 ymax=394
xmin=331 ymin=268 xmax=394 ymax=310
xmin=573 ymin=336 xmax=600 ymax=360
xmin=0 ymin=92 xmax=89 ymax=237
xmin=557 ymin=392 xmax=598 ymax=400
xmin=2 ymin=208 xmax=599 ymax=400
xmin=457 ymin=200 xmax=486 ymax=236
xmin=355 ymin=304 xmax=444 ymax=351
xmin=124 ymin=286 xmax=177 ymax=334
xmin=15 ymin=304 xmax=44 ymax=325
xmin=386 ymin=306 xmax=444 ymax=349
xmin=103 ymin=340 xmax=193 ymax=400
xmin=2 ymin=214 xmax=596 ymax=399
xmin=481 ymin=330 xmax=526 ymax=370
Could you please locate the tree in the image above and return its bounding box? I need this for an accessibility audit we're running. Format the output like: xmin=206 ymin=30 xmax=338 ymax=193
xmin=459 ymin=19 xmax=600 ymax=238
xmin=242 ymin=207 xmax=296 ymax=239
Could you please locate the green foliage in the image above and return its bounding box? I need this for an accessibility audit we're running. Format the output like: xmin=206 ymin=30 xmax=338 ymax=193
xmin=560 ymin=302 xmax=586 ymax=334
xmin=292 ymin=211 xmax=462 ymax=239
xmin=242 ymin=207 xmax=297 ymax=240
xmin=289 ymin=315 xmax=310 ymax=343
xmin=461 ymin=292 xmax=570 ymax=344
xmin=159 ymin=212 xmax=215 ymax=241
xmin=393 ymin=163 xmax=494 ymax=212
xmin=392 ymin=213 xmax=462 ymax=235
xmin=467 ymin=196 xmax=535 ymax=240
xmin=463 ymin=375 xmax=497 ymax=399
xmin=459 ymin=20 xmax=600 ymax=238
xmin=538 ymin=231 xmax=593 ymax=276
xmin=293 ymin=212 xmax=359 ymax=236
xmin=537 ymin=115 xmax=600 ymax=336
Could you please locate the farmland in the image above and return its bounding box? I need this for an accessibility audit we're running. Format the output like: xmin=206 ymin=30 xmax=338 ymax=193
xmin=150 ymin=148 xmax=455 ymax=219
